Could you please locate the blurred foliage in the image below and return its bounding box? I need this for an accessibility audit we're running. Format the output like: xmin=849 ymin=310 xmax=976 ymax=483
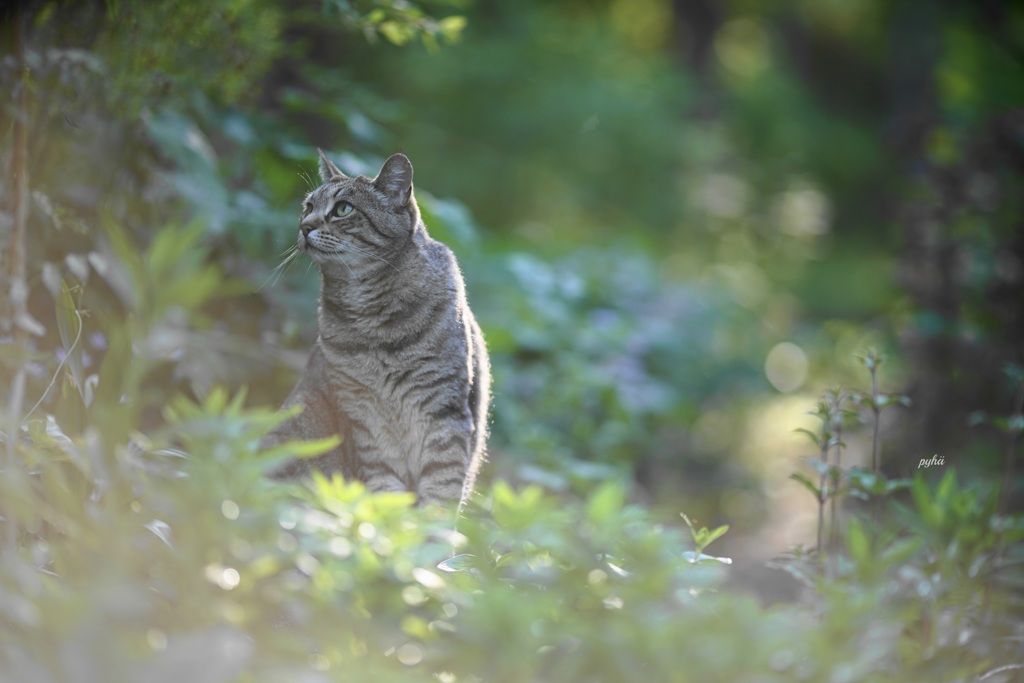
xmin=0 ymin=0 xmax=1019 ymax=527
xmin=2 ymin=0 xmax=1024 ymax=679
xmin=1 ymin=299 xmax=1022 ymax=679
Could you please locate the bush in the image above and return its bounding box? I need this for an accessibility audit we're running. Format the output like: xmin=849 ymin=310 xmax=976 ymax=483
xmin=2 ymin=233 xmax=1022 ymax=680
xmin=3 ymin=3 xmax=1022 ymax=680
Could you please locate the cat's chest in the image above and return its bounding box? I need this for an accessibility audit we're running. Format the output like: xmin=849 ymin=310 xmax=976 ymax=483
xmin=324 ymin=349 xmax=434 ymax=466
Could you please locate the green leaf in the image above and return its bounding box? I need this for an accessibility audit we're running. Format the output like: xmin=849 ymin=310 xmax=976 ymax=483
xmin=437 ymin=15 xmax=466 ymax=43
xmin=146 ymin=220 xmax=203 ymax=277
xmin=519 ymin=484 xmax=544 ymax=509
xmin=884 ymin=478 xmax=912 ymax=494
xmin=205 ymin=386 xmax=229 ymax=414
xmin=264 ymin=434 xmax=342 ymax=460
xmin=54 ymin=281 xmax=84 ymax=397
xmin=880 ymin=537 xmax=923 ymax=567
xmin=437 ymin=554 xmax=476 ymax=573
xmin=586 ymin=480 xmax=626 ymax=524
xmin=227 ymin=386 xmax=249 ymax=414
xmin=993 ymin=415 xmax=1024 ymax=434
xmin=790 ymin=472 xmax=821 ymax=499
xmin=702 ymin=524 xmax=730 ymax=550
xmin=491 ymin=479 xmax=518 ymax=510
xmin=876 ymin=393 xmax=911 ymax=410
xmin=378 ymin=21 xmax=413 ymax=45
xmin=91 ymin=323 xmax=135 ymax=420
xmin=936 ymin=468 xmax=957 ymax=505
xmin=912 ymin=474 xmax=942 ymax=530
xmin=682 ymin=551 xmax=733 ymax=565
xmin=804 ymin=458 xmax=831 ymax=477
xmin=847 ymin=468 xmax=883 ymax=496
xmin=794 ymin=427 xmax=821 ymax=446
xmin=845 ymin=517 xmax=870 ymax=565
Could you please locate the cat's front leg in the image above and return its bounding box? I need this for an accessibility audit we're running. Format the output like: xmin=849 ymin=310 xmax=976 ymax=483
xmin=262 ymin=345 xmax=347 ymax=480
xmin=415 ymin=423 xmax=473 ymax=506
xmin=360 ymin=458 xmax=411 ymax=495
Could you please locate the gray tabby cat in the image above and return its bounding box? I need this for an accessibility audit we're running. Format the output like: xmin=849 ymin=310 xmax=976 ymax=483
xmin=261 ymin=150 xmax=490 ymax=508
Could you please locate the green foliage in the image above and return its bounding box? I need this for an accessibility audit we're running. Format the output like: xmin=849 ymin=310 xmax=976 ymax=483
xmin=474 ymin=248 xmax=762 ymax=492
xmin=361 ymin=2 xmax=692 ymax=242
xmin=4 ymin=354 xmax=1023 ymax=680
xmin=91 ymin=0 xmax=285 ymax=108
xmin=5 ymin=231 xmax=1019 ymax=679
xmin=4 ymin=1 xmax=1024 ymax=680
xmin=776 ymin=347 xmax=1024 ymax=680
xmin=321 ymin=0 xmax=467 ymax=49
xmin=680 ymin=513 xmax=730 ymax=565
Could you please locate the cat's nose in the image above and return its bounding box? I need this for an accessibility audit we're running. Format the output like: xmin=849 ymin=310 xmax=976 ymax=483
xmin=299 ymin=219 xmax=316 ymax=237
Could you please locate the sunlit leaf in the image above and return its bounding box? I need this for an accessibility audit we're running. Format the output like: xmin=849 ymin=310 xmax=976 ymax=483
xmin=701 ymin=524 xmax=729 ymax=549
xmin=145 ymin=519 xmax=174 ymax=549
xmin=586 ymin=480 xmax=626 ymax=524
xmin=437 ymin=553 xmax=476 ymax=573
xmin=794 ymin=427 xmax=821 ymax=446
xmin=54 ymin=281 xmax=84 ymax=397
xmin=262 ymin=434 xmax=342 ymax=460
xmin=790 ymin=472 xmax=821 ymax=499
xmin=682 ymin=551 xmax=733 ymax=565
xmin=845 ymin=517 xmax=870 ymax=565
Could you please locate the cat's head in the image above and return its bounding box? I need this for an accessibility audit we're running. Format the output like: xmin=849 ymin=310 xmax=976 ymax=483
xmin=297 ymin=150 xmax=420 ymax=272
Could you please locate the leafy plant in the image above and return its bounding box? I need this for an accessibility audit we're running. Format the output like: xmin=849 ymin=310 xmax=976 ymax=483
xmin=791 ymin=349 xmax=913 ymax=568
xmin=3 ymin=1 xmax=1023 ymax=680
xmin=321 ymin=0 xmax=467 ymax=49
xmin=851 ymin=348 xmax=912 ymax=477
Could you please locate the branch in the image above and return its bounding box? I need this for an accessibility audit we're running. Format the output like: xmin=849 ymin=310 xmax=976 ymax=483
xmin=979 ymin=663 xmax=1024 ymax=681
xmin=2 ymin=0 xmax=30 ymax=555
xmin=4 ymin=3 xmax=30 ymax=344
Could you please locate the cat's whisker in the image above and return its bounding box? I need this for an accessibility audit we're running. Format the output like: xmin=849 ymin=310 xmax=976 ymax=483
xmin=275 ymin=244 xmax=300 ymax=269
xmin=277 ymin=243 xmax=300 ymax=262
xmin=335 ymin=251 xmax=356 ymax=279
xmin=257 ymin=243 xmax=301 ymax=291
xmin=275 ymin=249 xmax=302 ymax=283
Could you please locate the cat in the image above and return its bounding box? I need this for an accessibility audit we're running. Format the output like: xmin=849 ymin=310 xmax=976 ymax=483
xmin=261 ymin=150 xmax=490 ymax=509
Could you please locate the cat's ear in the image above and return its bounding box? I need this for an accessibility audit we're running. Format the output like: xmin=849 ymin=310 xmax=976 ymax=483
xmin=317 ymin=148 xmax=345 ymax=182
xmin=373 ymin=153 xmax=414 ymax=208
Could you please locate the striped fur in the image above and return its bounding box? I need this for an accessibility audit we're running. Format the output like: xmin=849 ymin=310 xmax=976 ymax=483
xmin=262 ymin=151 xmax=490 ymax=508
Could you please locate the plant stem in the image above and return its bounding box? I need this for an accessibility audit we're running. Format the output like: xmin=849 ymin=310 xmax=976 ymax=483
xmin=871 ymin=366 xmax=880 ymax=475
xmin=997 ymin=376 xmax=1024 ymax=518
xmin=983 ymin=363 xmax=1024 ymax=637
xmin=818 ymin=436 xmax=828 ymax=568
xmin=870 ymin=364 xmax=882 ymax=527
xmin=4 ymin=7 xmax=30 ymax=346
xmin=4 ymin=372 xmax=25 ymax=554
xmin=3 ymin=2 xmax=29 ymax=556
xmin=830 ymin=418 xmax=842 ymax=554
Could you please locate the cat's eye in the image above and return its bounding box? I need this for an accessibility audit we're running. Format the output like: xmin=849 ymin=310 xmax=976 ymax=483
xmin=333 ymin=202 xmax=354 ymax=218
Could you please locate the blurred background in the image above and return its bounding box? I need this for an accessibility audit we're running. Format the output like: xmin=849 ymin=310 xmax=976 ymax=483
xmin=2 ymin=0 xmax=1022 ymax=559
